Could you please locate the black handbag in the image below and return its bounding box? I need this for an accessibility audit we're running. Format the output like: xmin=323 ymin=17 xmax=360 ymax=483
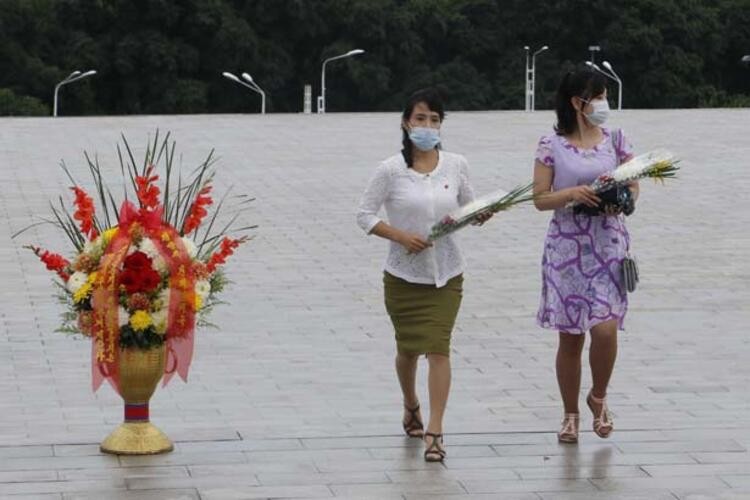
xmin=573 ymin=184 xmax=634 ymax=216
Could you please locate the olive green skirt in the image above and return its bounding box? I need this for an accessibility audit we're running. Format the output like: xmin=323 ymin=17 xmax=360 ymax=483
xmin=383 ymin=271 xmax=463 ymax=356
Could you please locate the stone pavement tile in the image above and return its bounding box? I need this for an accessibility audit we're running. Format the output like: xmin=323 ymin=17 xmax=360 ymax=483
xmin=125 ymin=475 xmax=260 ymax=490
xmin=189 ymin=462 xmax=319 ymax=476
xmin=175 ymin=437 xmax=303 ymax=454
xmin=0 ymin=478 xmax=125 ymax=496
xmin=642 ymin=463 xmax=750 ymax=477
xmin=0 ymin=456 xmax=119 ymax=472
xmin=405 ymin=494 xmax=540 ymax=500
xmin=330 ymin=481 xmax=466 ymax=496
xmin=315 ymin=456 xmax=441 ymax=473
xmin=461 ymin=478 xmax=596 ymax=494
xmin=0 ymin=471 xmax=58 ymax=483
xmin=255 ymin=471 xmax=389 ymax=486
xmin=536 ymin=492 xmax=676 ymax=500
xmin=719 ymin=475 xmax=750 ymax=488
xmin=672 ymin=490 xmax=750 ymax=500
xmin=0 ymin=446 xmax=54 ymax=459
xmin=512 ymin=465 xmax=648 ymax=479
xmin=616 ymin=440 xmax=746 ymax=454
xmin=1 ymin=495 xmax=63 ymax=500
xmin=118 ymin=451 xmax=247 ymax=468
xmin=369 ymin=445 xmax=498 ymax=459
xmin=63 ymin=490 xmax=199 ymax=500
xmin=589 ymin=476 xmax=729 ymax=491
xmin=691 ymin=452 xmax=750 ymax=464
xmin=387 ymin=468 xmax=519 ymax=482
xmin=58 ymin=465 xmax=190 ymax=481
xmin=301 ymin=436 xmax=422 ymax=450
xmin=198 ymin=485 xmax=333 ymax=499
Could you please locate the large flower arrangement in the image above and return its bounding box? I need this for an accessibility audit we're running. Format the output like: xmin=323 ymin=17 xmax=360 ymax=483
xmin=18 ymin=132 xmax=254 ymax=393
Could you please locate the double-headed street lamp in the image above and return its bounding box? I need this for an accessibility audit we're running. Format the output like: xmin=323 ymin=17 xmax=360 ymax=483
xmin=53 ymin=70 xmax=97 ymax=117
xmin=524 ymin=45 xmax=548 ymax=112
xmin=586 ymin=60 xmax=623 ymax=111
xmin=222 ymin=72 xmax=266 ymax=114
xmin=317 ymin=49 xmax=365 ymax=114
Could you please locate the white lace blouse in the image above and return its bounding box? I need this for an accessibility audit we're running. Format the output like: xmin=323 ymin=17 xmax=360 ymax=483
xmin=356 ymin=151 xmax=475 ymax=287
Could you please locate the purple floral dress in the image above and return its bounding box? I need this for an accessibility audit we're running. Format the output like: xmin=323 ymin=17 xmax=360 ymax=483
xmin=535 ymin=128 xmax=634 ymax=334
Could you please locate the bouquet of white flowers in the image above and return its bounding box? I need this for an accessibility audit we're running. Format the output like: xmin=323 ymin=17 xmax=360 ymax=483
xmin=429 ymin=183 xmax=533 ymax=241
xmin=568 ymin=149 xmax=680 ymax=210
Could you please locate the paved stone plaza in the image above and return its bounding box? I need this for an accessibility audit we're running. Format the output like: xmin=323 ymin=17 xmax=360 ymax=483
xmin=1 ymin=109 xmax=749 ymax=499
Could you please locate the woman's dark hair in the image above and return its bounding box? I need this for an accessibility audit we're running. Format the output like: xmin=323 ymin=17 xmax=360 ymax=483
xmin=554 ymin=68 xmax=607 ymax=135
xmin=401 ymin=88 xmax=445 ymax=168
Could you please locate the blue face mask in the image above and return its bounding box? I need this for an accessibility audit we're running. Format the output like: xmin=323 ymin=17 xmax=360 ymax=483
xmin=408 ymin=127 xmax=441 ymax=151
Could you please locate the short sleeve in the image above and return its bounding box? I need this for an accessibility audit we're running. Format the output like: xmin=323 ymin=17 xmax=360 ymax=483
xmin=535 ymin=136 xmax=554 ymax=168
xmin=457 ymin=156 xmax=475 ymax=206
xmin=614 ymin=129 xmax=634 ymax=163
xmin=356 ymin=162 xmax=390 ymax=234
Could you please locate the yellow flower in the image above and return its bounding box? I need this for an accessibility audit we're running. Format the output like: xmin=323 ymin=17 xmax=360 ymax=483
xmin=102 ymin=227 xmax=118 ymax=244
xmin=129 ymin=310 xmax=152 ymax=331
xmin=194 ymin=294 xmax=203 ymax=311
xmin=87 ymin=271 xmax=98 ymax=284
xmin=73 ymin=282 xmax=92 ymax=303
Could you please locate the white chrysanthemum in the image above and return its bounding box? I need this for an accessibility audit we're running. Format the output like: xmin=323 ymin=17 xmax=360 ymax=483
xmin=117 ymin=306 xmax=130 ymax=327
xmin=151 ymin=308 xmax=168 ymax=334
xmin=67 ymin=272 xmax=89 ymax=293
xmin=154 ymin=288 xmax=170 ymax=310
xmin=139 ymin=238 xmax=168 ymax=273
xmin=181 ymin=237 xmax=198 ymax=259
xmin=83 ymin=241 xmax=96 ymax=255
xmin=195 ymin=279 xmax=211 ymax=301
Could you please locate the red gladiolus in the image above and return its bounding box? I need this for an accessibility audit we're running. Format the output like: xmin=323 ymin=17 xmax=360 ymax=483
xmin=206 ymin=237 xmax=244 ymax=273
xmin=27 ymin=245 xmax=70 ymax=281
xmin=182 ymin=185 xmax=213 ymax=235
xmin=135 ymin=165 xmax=161 ymax=209
xmin=71 ymin=186 xmax=98 ymax=240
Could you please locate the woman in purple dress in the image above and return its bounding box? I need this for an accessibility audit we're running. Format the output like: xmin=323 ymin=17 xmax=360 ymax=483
xmin=533 ymin=68 xmax=639 ymax=443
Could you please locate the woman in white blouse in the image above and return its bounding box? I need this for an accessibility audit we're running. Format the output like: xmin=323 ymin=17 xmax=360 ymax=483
xmin=356 ymin=88 xmax=490 ymax=462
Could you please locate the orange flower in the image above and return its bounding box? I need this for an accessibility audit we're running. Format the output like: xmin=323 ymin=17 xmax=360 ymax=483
xmin=135 ymin=165 xmax=161 ymax=209
xmin=27 ymin=245 xmax=70 ymax=281
xmin=70 ymin=186 xmax=98 ymax=240
xmin=206 ymin=237 xmax=245 ymax=273
xmin=182 ymin=185 xmax=213 ymax=235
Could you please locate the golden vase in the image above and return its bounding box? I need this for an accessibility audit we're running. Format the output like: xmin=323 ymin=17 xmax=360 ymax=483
xmin=100 ymin=345 xmax=173 ymax=455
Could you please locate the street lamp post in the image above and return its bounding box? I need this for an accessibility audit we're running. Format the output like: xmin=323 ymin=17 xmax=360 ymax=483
xmin=601 ymin=61 xmax=623 ymax=111
xmin=524 ymin=45 xmax=548 ymax=112
xmin=53 ymin=70 xmax=97 ymax=117
xmin=317 ymin=49 xmax=365 ymax=114
xmin=222 ymin=72 xmax=266 ymax=114
xmin=588 ymin=45 xmax=601 ymax=64
xmin=241 ymin=73 xmax=266 ymax=114
xmin=586 ymin=60 xmax=623 ymax=111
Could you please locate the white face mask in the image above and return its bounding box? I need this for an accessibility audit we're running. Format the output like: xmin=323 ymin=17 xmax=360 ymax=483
xmin=582 ymin=98 xmax=610 ymax=126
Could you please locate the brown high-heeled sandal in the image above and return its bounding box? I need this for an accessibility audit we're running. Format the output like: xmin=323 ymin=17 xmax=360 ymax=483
xmin=587 ymin=390 xmax=614 ymax=438
xmin=402 ymin=403 xmax=424 ymax=438
xmin=423 ymin=432 xmax=446 ymax=462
